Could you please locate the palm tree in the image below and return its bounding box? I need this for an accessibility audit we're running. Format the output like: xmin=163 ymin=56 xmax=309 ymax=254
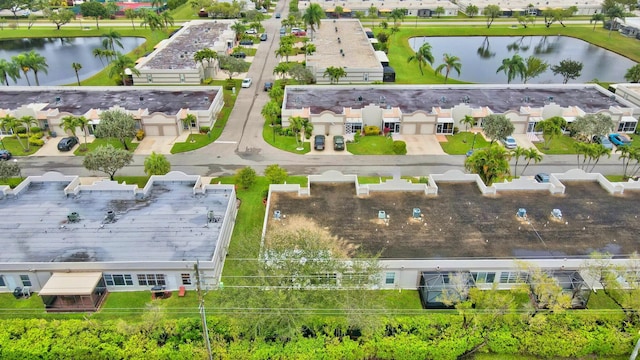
xmin=523 ymin=56 xmax=549 ymax=84
xmin=605 ymin=5 xmax=624 ymax=38
xmin=624 ymin=64 xmax=640 ymax=83
xmin=72 ymin=62 xmax=82 ymax=86
xmin=12 ymin=53 xmax=31 ymax=86
xmin=407 ymin=42 xmax=434 ymax=76
xmin=0 ymin=58 xmax=20 ymax=86
xmin=25 ymin=50 xmax=48 ymax=86
xmin=21 ymin=115 xmax=38 ymax=150
xmin=76 ymin=116 xmax=90 ymax=151
xmin=496 ymin=54 xmax=526 ymax=83
xmin=323 ymin=66 xmax=346 ymax=84
xmin=61 ymin=115 xmax=80 ymax=139
xmin=590 ymin=13 xmax=605 ymax=31
xmin=511 ymin=146 xmax=527 ymax=177
xmin=182 ymin=113 xmax=197 ymax=137
xmin=273 ymin=62 xmax=291 ymax=80
xmin=125 ymin=8 xmax=137 ymax=29
xmin=101 ymin=30 xmax=124 ymax=52
xmin=231 ymin=21 xmax=246 ymax=41
xmin=0 ymin=115 xmax=27 ymax=151
xmin=275 ymin=38 xmax=294 ymax=63
xmin=434 ymin=53 xmax=462 ymax=84
xmin=521 ymin=148 xmax=543 ymax=175
xmin=302 ymin=3 xmax=324 ymax=40
xmin=460 ymin=115 xmax=475 ymax=132
xmin=160 ymin=11 xmax=174 ymax=29
xmin=389 ymin=8 xmax=406 ymax=27
xmin=108 ymin=54 xmax=141 ymax=85
xmin=151 ymin=0 xmax=164 ymax=13
xmin=464 ymin=144 xmax=511 ymax=185
xmin=535 ymin=116 xmax=566 ymax=149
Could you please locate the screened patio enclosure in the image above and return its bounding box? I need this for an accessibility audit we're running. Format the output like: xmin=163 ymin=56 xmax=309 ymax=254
xmin=418 ymin=271 xmax=475 ymax=309
xmin=39 ymin=272 xmax=108 ymax=312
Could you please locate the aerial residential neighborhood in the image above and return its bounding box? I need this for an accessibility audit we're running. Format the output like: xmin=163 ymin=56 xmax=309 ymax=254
xmin=0 ymin=0 xmax=640 ymax=358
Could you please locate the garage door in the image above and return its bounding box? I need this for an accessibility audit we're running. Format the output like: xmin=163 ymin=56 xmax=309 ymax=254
xmin=329 ymin=124 xmax=343 ymax=136
xmin=144 ymin=126 xmax=160 ymax=136
xmin=162 ymin=125 xmax=177 ymax=136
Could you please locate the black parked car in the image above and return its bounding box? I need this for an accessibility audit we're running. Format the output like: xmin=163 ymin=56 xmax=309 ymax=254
xmin=314 ymin=135 xmax=325 ymax=151
xmin=239 ymin=39 xmax=254 ymax=46
xmin=0 ymin=149 xmax=11 ymax=160
xmin=231 ymin=52 xmax=246 ymax=59
xmin=264 ymin=81 xmax=273 ymax=91
xmin=57 ymin=137 xmax=78 ymax=151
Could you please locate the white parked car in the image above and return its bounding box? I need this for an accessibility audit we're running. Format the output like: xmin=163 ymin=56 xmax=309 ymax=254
xmin=245 ymin=28 xmax=257 ymax=34
xmin=501 ymin=136 xmax=517 ymax=149
xmin=241 ymin=78 xmax=252 ymax=88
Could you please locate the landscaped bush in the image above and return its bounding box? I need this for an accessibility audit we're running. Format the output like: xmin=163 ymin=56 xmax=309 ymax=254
xmin=364 ymin=125 xmax=380 ymax=136
xmin=199 ymin=126 xmax=210 ymax=134
xmin=32 ymin=132 xmax=44 ymax=139
xmin=135 ymin=129 xmax=145 ymax=141
xmin=29 ymin=126 xmax=41 ymax=133
xmin=15 ymin=126 xmax=26 ymax=134
xmin=393 ymin=140 xmax=407 ymax=155
xmin=224 ymin=79 xmax=235 ymax=90
xmin=453 ymin=126 xmax=459 ymax=134
xmin=353 ymin=132 xmax=361 ymax=143
xmin=28 ymin=136 xmax=44 ymax=146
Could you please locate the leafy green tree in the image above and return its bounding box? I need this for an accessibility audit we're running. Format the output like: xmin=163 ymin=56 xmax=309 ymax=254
xmin=218 ymin=55 xmax=250 ymax=80
xmin=520 ymin=147 xmax=543 ymax=175
xmin=144 ymin=152 xmax=171 ymax=176
xmin=483 ymin=4 xmax=501 ymax=28
xmin=551 ymin=59 xmax=583 ymax=84
xmin=76 ymin=116 xmax=90 ymax=151
xmin=569 ymin=113 xmax=615 ymax=140
xmin=0 ymin=58 xmax=20 ymax=86
xmin=302 ymin=3 xmax=323 ymax=40
xmin=433 ymin=6 xmax=445 ymax=18
xmin=108 ymin=54 xmax=140 ymax=85
xmin=45 ymin=7 xmax=75 ymax=30
xmin=464 ymin=144 xmax=511 ymax=185
xmin=0 ymin=160 xmax=20 ymax=183
xmin=23 ymin=50 xmax=48 ymax=86
xmin=80 ymin=2 xmax=108 ymax=29
xmin=434 ymin=53 xmax=461 ymax=84
xmin=0 ymin=115 xmax=26 ymax=151
xmin=523 ymin=56 xmax=549 ymax=83
xmin=160 ymin=11 xmax=174 ymax=29
xmin=235 ymin=166 xmax=257 ymax=189
xmin=496 ymin=54 xmax=526 ymax=84
xmin=542 ymin=6 xmax=577 ymax=28
xmin=288 ymin=115 xmax=312 ymax=147
xmin=288 ymin=63 xmax=314 ymax=84
xmin=482 ymin=114 xmax=514 ymax=143
xmin=407 ymin=42 xmax=434 ymax=76
xmin=535 ymin=116 xmax=566 ymax=149
xmin=231 ymin=21 xmax=246 ymax=41
xmin=94 ymin=109 xmax=137 ymax=150
xmin=388 ymin=8 xmax=406 ymax=26
xmin=323 ymin=66 xmax=346 ymax=84
xmin=182 ymin=113 xmax=196 ymax=136
xmin=261 ymin=101 xmax=281 ymax=126
xmin=624 ymin=64 xmax=640 ymax=83
xmin=274 ymin=38 xmax=294 ymax=63
xmin=517 ymin=15 xmax=534 ymax=28
xmin=71 ymin=62 xmax=82 ymax=86
xmin=83 ymin=145 xmax=134 ymax=180
xmin=273 ymin=62 xmax=291 ymax=80
xmin=61 ymin=115 xmax=80 ymax=138
xmin=590 ymin=13 xmax=605 ymax=31
xmin=466 ymin=4 xmax=478 ymax=17
xmin=269 ymin=85 xmax=284 ymax=104
xmin=264 ymin=164 xmax=288 ymax=184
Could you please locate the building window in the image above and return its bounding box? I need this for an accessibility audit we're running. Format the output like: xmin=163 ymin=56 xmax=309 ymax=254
xmin=385 ymin=272 xmax=395 ymax=285
xmin=472 ymin=272 xmax=496 ymax=284
xmin=20 ymin=275 xmax=32 ymax=287
xmin=618 ymin=121 xmax=637 ymax=133
xmin=104 ymin=274 xmax=134 ymax=286
xmin=363 ymin=73 xmax=369 ymax=81
xmin=137 ymin=274 xmax=166 ymax=286
xmin=499 ymin=272 xmax=526 ymax=284
xmin=0 ymin=275 xmax=5 ymax=287
xmin=181 ymin=273 xmax=192 ymax=285
xmin=179 ymin=74 xmax=186 ymax=83
xmin=146 ymin=74 xmax=153 ymax=83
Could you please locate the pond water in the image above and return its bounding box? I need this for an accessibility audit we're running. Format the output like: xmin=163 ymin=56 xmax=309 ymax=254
xmin=0 ymin=37 xmax=145 ymax=86
xmin=409 ymin=36 xmax=636 ymax=84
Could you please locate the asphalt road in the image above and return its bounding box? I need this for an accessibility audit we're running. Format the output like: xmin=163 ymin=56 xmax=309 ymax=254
xmin=8 ymin=10 xmax=631 ymax=178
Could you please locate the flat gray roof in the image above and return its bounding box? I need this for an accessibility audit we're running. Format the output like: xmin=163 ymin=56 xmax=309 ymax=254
xmin=0 ymin=182 xmax=232 ymax=262
xmin=284 ymin=85 xmax=628 ymax=114
xmin=269 ymin=182 xmax=640 ymax=259
xmin=0 ymin=87 xmax=218 ymax=114
xmin=306 ymin=19 xmax=381 ymax=70
xmin=139 ymin=22 xmax=230 ymax=70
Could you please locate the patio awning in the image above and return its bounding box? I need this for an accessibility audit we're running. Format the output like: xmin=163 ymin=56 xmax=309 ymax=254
xmin=621 ymin=115 xmax=638 ymax=123
xmin=563 ymin=116 xmax=576 ymax=123
xmin=342 ymin=8 xmax=351 ymax=12
xmin=437 ymin=117 xmax=454 ymax=123
xmin=326 ymin=8 xmax=334 ymax=12
xmin=379 ymin=8 xmax=392 ymax=12
xmin=39 ymin=272 xmax=103 ymax=296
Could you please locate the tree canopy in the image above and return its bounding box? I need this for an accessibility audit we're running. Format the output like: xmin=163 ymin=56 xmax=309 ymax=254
xmin=144 ymin=152 xmax=171 ymax=176
xmin=482 ymin=114 xmax=515 ymax=143
xmin=83 ymin=145 xmax=133 ymax=180
xmin=551 ymin=59 xmax=583 ymax=84
xmin=94 ymin=109 xmax=137 ymax=150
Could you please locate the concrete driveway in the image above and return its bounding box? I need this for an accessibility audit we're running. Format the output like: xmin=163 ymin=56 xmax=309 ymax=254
xmin=393 ymin=135 xmax=447 ymax=155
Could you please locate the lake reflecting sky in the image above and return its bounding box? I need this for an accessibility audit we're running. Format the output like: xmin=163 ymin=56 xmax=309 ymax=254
xmin=409 ymin=36 xmax=636 ymax=84
xmin=0 ymin=37 xmax=145 ymax=86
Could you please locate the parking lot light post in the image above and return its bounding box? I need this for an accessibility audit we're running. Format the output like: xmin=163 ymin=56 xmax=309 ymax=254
xmin=13 ymin=159 xmax=23 ymax=180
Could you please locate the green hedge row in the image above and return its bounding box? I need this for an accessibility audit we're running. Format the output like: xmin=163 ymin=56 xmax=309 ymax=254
xmin=0 ymin=313 xmax=636 ymax=359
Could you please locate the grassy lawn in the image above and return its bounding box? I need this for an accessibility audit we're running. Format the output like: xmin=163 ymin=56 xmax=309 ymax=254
xmin=440 ymin=132 xmax=491 ymax=155
xmin=113 ymin=176 xmax=150 ymax=188
xmin=586 ymin=291 xmax=622 ymax=310
xmin=171 ymin=82 xmax=239 ymax=153
xmin=358 ymin=176 xmax=392 ymax=184
xmin=1 ymin=137 xmax=42 ymax=156
xmin=262 ymin=123 xmax=311 ymax=154
xmin=347 ymin=135 xmax=395 ymax=155
xmin=72 ymin=138 xmax=138 ymax=155
xmin=534 ymin=135 xmax=579 ymax=154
